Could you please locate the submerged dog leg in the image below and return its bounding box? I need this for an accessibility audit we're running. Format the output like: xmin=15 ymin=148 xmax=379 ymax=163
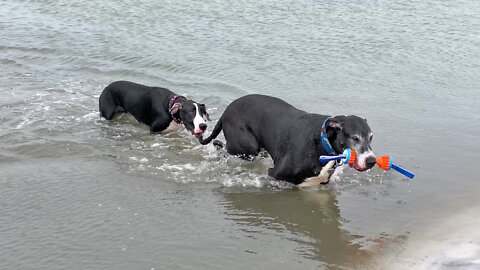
xmin=297 ymin=161 xmax=335 ymax=188
xmin=150 ymin=118 xmax=173 ymax=133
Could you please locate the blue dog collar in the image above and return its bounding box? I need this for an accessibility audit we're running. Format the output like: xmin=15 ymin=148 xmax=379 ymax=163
xmin=320 ymin=116 xmax=337 ymax=156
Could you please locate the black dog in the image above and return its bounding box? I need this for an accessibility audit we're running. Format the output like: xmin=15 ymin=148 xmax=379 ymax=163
xmin=99 ymin=81 xmax=209 ymax=135
xmin=198 ymin=94 xmax=376 ymax=185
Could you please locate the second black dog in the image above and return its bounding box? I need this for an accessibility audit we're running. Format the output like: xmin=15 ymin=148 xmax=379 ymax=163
xmin=99 ymin=81 xmax=209 ymax=136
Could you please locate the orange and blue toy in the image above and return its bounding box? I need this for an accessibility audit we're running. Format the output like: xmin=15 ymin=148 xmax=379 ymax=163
xmin=318 ymin=148 xmax=357 ymax=165
xmin=374 ymin=155 xmax=414 ymax=179
xmin=319 ymin=148 xmax=415 ymax=179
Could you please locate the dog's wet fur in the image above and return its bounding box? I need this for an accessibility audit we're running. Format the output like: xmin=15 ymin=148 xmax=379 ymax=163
xmin=198 ymin=94 xmax=376 ymax=185
xmin=99 ymin=81 xmax=209 ymax=135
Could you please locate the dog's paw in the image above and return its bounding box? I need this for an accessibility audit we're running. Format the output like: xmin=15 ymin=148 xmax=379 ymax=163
xmin=213 ymin=140 xmax=224 ymax=149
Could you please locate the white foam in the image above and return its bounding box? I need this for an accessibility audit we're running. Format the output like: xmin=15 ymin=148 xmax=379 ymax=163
xmin=221 ymin=173 xmax=266 ymax=188
xmin=16 ymin=119 xmax=32 ymax=129
xmin=128 ymin=157 xmax=149 ymax=163
xmin=83 ymin=112 xmax=99 ymax=119
xmin=330 ymin=164 xmax=347 ymax=182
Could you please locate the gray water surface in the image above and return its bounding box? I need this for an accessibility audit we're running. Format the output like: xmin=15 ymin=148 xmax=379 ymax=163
xmin=1 ymin=0 xmax=480 ymax=269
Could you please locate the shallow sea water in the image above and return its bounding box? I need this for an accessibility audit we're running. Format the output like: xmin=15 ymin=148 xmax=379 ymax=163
xmin=1 ymin=0 xmax=480 ymax=269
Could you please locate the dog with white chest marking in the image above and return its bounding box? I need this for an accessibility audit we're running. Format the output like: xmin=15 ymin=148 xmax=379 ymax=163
xmin=99 ymin=81 xmax=209 ymax=136
xmin=198 ymin=94 xmax=376 ymax=186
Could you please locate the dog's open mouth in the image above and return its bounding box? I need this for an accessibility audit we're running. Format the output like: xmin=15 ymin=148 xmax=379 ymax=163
xmin=350 ymin=162 xmax=368 ymax=172
xmin=191 ymin=130 xmax=205 ymax=138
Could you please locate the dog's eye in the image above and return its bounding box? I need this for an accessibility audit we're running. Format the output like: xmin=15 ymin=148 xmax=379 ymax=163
xmin=369 ymin=134 xmax=373 ymax=142
xmin=352 ymin=135 xmax=361 ymax=143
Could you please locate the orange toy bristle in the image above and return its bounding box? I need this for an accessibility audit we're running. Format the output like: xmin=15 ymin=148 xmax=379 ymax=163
xmin=348 ymin=149 xmax=356 ymax=164
xmin=376 ymin=155 xmax=391 ymax=171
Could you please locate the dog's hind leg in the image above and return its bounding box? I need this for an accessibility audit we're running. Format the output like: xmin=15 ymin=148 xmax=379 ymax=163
xmin=225 ymin=132 xmax=260 ymax=157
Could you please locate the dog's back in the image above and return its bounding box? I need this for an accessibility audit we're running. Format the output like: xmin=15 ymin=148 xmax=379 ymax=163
xmin=100 ymin=81 xmax=151 ymax=123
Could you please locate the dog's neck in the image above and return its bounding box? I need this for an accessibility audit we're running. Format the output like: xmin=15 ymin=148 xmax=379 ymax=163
xmin=168 ymin=95 xmax=185 ymax=123
xmin=320 ymin=116 xmax=337 ymax=155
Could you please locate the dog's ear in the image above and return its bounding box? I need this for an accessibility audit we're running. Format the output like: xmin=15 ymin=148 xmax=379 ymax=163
xmin=169 ymin=103 xmax=182 ymax=115
xmin=200 ymin=103 xmax=210 ymax=121
xmin=328 ymin=119 xmax=342 ymax=130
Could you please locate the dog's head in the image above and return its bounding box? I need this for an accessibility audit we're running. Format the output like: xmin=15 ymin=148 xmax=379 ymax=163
xmin=170 ymin=99 xmax=210 ymax=137
xmin=326 ymin=115 xmax=376 ymax=171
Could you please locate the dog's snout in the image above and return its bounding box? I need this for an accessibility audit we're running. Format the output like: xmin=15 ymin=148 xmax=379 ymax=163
xmin=199 ymin=123 xmax=207 ymax=131
xmin=366 ymin=156 xmax=376 ymax=168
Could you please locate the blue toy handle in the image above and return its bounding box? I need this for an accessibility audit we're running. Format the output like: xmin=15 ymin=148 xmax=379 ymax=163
xmin=319 ymin=155 xmax=344 ymax=163
xmin=391 ymin=164 xmax=415 ymax=179
xmin=319 ymin=149 xmax=353 ymax=164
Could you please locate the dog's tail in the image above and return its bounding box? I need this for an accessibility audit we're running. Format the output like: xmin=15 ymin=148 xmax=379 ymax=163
xmin=198 ymin=117 xmax=223 ymax=145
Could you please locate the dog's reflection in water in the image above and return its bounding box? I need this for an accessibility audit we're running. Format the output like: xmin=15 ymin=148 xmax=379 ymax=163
xmin=222 ymin=189 xmax=382 ymax=267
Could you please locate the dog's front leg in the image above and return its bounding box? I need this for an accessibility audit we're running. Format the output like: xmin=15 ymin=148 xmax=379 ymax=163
xmin=151 ymin=118 xmax=172 ymax=133
xmin=268 ymin=156 xmax=291 ymax=179
xmin=268 ymin=167 xmax=279 ymax=179
xmin=297 ymin=161 xmax=335 ymax=188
